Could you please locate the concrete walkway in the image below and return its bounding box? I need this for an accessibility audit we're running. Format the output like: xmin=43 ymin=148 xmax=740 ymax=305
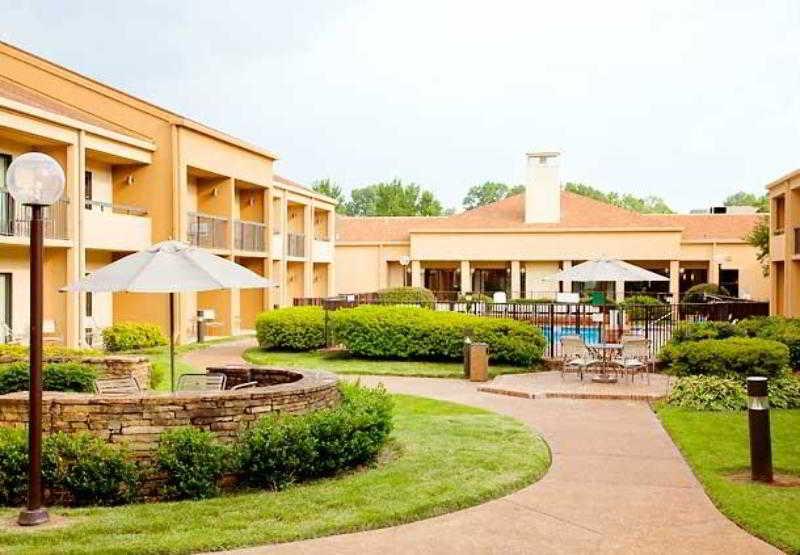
xmin=188 ymin=341 xmax=777 ymax=555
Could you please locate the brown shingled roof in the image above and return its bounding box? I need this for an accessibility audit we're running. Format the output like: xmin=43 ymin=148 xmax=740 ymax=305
xmin=0 ymin=77 xmax=150 ymax=141
xmin=337 ymin=192 xmax=761 ymax=243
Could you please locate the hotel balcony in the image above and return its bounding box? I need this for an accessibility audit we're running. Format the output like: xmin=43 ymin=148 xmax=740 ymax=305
xmin=83 ymin=200 xmax=151 ymax=251
xmin=187 ymin=211 xmax=228 ymax=250
xmin=234 ymin=220 xmax=267 ymax=252
xmin=312 ymin=230 xmax=332 ymax=262
xmin=0 ymin=191 xmax=69 ymax=242
xmin=287 ymin=232 xmax=305 ymax=258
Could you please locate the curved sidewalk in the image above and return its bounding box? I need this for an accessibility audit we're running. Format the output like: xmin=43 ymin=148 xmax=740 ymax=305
xmin=188 ymin=341 xmax=777 ymax=555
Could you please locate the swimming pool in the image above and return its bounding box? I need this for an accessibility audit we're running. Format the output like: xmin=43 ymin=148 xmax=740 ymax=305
xmin=542 ymin=325 xmax=601 ymax=345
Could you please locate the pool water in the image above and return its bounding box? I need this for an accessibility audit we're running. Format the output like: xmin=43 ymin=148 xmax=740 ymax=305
xmin=542 ymin=325 xmax=601 ymax=345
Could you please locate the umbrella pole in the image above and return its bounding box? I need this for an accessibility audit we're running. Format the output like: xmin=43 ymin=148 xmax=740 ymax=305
xmin=169 ymin=293 xmax=176 ymax=392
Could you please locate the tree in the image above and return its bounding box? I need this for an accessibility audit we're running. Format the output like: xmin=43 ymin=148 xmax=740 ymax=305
xmin=462 ymin=182 xmax=527 ymax=210
xmin=745 ymin=216 xmax=769 ymax=276
xmin=344 ymin=179 xmax=444 ymax=216
xmin=564 ymin=182 xmax=674 ymax=214
xmin=724 ymin=191 xmax=768 ymax=213
xmin=311 ymin=178 xmax=346 ymax=213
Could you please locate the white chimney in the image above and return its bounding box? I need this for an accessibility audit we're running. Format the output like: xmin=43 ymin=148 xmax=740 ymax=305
xmin=525 ymin=150 xmax=561 ymax=223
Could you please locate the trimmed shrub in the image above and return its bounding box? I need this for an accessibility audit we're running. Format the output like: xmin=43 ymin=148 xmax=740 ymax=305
xmin=683 ymin=282 xmax=730 ymax=303
xmin=0 ymin=362 xmax=99 ymax=395
xmin=0 ymin=344 xmax=100 ymax=361
xmin=331 ymin=305 xmax=545 ymax=366
xmin=619 ymin=295 xmax=668 ymax=321
xmin=667 ymin=321 xmax=743 ymax=345
xmin=667 ymin=376 xmax=747 ymax=411
xmin=0 ymin=428 xmax=27 ymax=506
xmin=736 ymin=316 xmax=800 ymax=369
xmin=255 ymin=306 xmax=326 ymax=351
xmin=43 ymin=432 xmax=140 ymax=506
xmin=156 ymin=427 xmax=230 ymax=500
xmin=661 ymin=337 xmax=788 ymax=378
xmin=768 ymin=373 xmax=800 ymax=409
xmin=238 ymin=383 xmax=393 ymax=490
xmin=376 ymin=286 xmax=435 ymax=304
xmin=102 ymin=322 xmax=166 ymax=352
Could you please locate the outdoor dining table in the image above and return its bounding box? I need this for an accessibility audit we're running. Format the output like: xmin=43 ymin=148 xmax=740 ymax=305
xmin=587 ymin=342 xmax=623 ymax=383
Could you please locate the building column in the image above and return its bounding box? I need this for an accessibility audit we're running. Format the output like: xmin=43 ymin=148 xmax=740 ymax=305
xmin=411 ymin=260 xmax=422 ymax=287
xmin=709 ymin=259 xmax=720 ymax=285
xmin=65 ymin=135 xmax=83 ymax=347
xmin=669 ymin=260 xmax=680 ymax=301
xmin=460 ymin=260 xmax=471 ymax=293
xmin=615 ymin=279 xmax=625 ymax=303
xmin=327 ymin=262 xmax=336 ymax=297
xmin=510 ymin=260 xmax=521 ymax=299
xmin=280 ymin=193 xmax=288 ymax=306
xmin=561 ymin=260 xmax=572 ymax=293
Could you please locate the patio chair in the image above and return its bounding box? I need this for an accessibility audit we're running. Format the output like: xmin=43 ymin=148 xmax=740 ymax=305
xmin=177 ymin=373 xmax=227 ymax=392
xmin=95 ymin=376 xmax=142 ymax=395
xmin=230 ymin=381 xmax=259 ymax=391
xmin=559 ymin=335 xmax=599 ymax=381
xmin=617 ymin=337 xmax=652 ymax=383
xmin=0 ymin=322 xmax=24 ymax=344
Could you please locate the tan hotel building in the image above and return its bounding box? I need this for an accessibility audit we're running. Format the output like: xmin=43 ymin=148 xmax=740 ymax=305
xmin=336 ymin=152 xmax=768 ymax=303
xmin=767 ymin=168 xmax=800 ymax=316
xmin=0 ymin=42 xmax=336 ymax=347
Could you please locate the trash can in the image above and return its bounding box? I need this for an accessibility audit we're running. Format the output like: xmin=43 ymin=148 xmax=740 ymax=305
xmin=466 ymin=342 xmax=489 ymax=382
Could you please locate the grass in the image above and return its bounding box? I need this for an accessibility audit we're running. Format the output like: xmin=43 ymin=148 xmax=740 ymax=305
xmin=242 ymin=347 xmax=539 ymax=378
xmin=0 ymin=394 xmax=550 ymax=555
xmin=657 ymin=406 xmax=800 ymax=553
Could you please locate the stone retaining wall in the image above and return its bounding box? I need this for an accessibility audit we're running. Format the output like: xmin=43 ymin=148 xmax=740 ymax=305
xmin=0 ymin=368 xmax=339 ymax=458
xmin=0 ymin=354 xmax=151 ymax=389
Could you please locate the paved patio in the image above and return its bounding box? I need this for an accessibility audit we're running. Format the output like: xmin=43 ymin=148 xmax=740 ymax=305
xmin=187 ymin=341 xmax=776 ymax=554
xmin=479 ymin=370 xmax=673 ymax=401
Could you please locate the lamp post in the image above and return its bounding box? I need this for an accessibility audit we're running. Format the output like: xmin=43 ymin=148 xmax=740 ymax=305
xmin=6 ymin=152 xmax=65 ymax=526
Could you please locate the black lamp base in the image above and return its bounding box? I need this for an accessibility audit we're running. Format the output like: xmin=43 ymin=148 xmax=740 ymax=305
xmin=18 ymin=507 xmax=49 ymax=526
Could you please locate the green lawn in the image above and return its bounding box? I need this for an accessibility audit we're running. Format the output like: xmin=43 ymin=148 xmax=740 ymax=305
xmin=243 ymin=347 xmax=539 ymax=378
xmin=657 ymin=406 xmax=800 ymax=553
xmin=0 ymin=394 xmax=550 ymax=555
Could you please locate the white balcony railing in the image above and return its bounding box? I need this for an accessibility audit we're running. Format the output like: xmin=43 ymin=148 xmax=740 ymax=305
xmin=83 ymin=201 xmax=150 ymax=251
xmin=312 ymin=239 xmax=332 ymax=261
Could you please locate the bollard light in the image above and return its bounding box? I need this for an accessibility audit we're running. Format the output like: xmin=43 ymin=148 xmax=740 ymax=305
xmin=746 ymin=376 xmax=773 ymax=483
xmin=7 ymin=152 xmax=65 ymax=526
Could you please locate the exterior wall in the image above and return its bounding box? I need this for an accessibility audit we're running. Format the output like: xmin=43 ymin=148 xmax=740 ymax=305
xmin=768 ymin=173 xmax=800 ymax=315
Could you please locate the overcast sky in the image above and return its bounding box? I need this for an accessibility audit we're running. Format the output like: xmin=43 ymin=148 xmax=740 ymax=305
xmin=2 ymin=0 xmax=798 ymax=212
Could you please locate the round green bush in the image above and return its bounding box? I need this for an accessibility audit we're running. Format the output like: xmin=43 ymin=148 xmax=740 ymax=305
xmin=102 ymin=321 xmax=167 ymax=352
xmin=619 ymin=295 xmax=668 ymax=321
xmin=376 ymin=286 xmax=435 ymax=304
xmin=661 ymin=337 xmax=788 ymax=378
xmin=736 ymin=316 xmax=800 ymax=369
xmin=0 ymin=428 xmax=27 ymax=506
xmin=0 ymin=362 xmax=99 ymax=395
xmin=43 ymin=432 xmax=140 ymax=506
xmin=156 ymin=427 xmax=230 ymax=500
xmin=668 ymin=321 xmax=743 ymax=345
xmin=255 ymin=306 xmax=326 ymax=351
xmin=331 ymin=305 xmax=546 ymax=366
xmin=683 ymin=283 xmax=730 ymax=303
xmin=238 ymin=383 xmax=393 ymax=490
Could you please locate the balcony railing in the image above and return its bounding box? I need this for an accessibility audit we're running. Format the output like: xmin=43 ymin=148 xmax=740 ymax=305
xmin=234 ymin=220 xmax=266 ymax=252
xmin=314 ymin=230 xmax=330 ymax=241
xmin=84 ymin=199 xmax=148 ymax=216
xmin=287 ymin=232 xmax=305 ymax=257
xmin=187 ymin=212 xmax=227 ymax=249
xmin=0 ymin=191 xmax=69 ymax=240
xmin=795 ymin=227 xmax=800 ymax=255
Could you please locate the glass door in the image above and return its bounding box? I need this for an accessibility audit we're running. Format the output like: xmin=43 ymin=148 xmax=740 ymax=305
xmin=0 ymin=273 xmax=11 ymax=342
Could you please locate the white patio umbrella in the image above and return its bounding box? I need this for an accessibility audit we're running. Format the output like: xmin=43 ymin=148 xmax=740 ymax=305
xmin=63 ymin=240 xmax=274 ymax=391
xmin=546 ymin=258 xmax=670 ymax=283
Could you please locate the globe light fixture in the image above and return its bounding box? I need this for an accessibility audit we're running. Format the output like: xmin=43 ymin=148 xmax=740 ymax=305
xmin=6 ymin=152 xmax=65 ymax=206
xmin=7 ymin=152 xmax=65 ymax=527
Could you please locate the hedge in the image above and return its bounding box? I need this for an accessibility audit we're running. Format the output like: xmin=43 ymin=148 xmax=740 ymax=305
xmin=619 ymin=295 xmax=668 ymax=321
xmin=736 ymin=316 xmax=800 ymax=369
xmin=238 ymin=382 xmax=393 ymax=489
xmin=255 ymin=306 xmax=326 ymax=350
xmin=331 ymin=305 xmax=546 ymax=366
xmin=660 ymin=337 xmax=788 ymax=378
xmin=102 ymin=322 xmax=167 ymax=352
xmin=0 ymin=344 xmax=100 ymax=361
xmin=667 ymin=373 xmax=800 ymax=411
xmin=667 ymin=321 xmax=743 ymax=345
xmin=0 ymin=362 xmax=99 ymax=395
xmin=376 ymin=286 xmax=435 ymax=304
xmin=0 ymin=429 xmax=140 ymax=506
xmin=156 ymin=427 xmax=230 ymax=500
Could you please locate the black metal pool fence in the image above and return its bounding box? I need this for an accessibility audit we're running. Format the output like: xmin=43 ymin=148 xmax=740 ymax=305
xmin=295 ymin=296 xmax=769 ymax=358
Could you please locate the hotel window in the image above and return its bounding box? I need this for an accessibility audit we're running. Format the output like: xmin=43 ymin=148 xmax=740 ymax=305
xmin=84 ymin=171 xmax=93 ymax=210
xmin=0 ymin=273 xmax=11 ymax=342
xmin=773 ymin=195 xmax=785 ymax=234
xmin=719 ymin=269 xmax=739 ymax=298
